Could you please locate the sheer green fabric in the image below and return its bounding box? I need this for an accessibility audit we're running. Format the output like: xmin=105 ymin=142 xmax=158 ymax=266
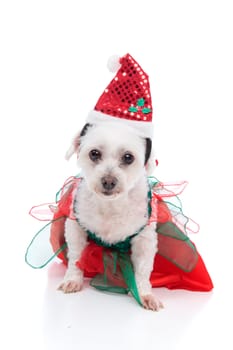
xmin=25 ymin=217 xmax=67 ymax=269
xmin=157 ymin=222 xmax=197 ymax=272
xmin=90 ymin=250 xmax=142 ymax=306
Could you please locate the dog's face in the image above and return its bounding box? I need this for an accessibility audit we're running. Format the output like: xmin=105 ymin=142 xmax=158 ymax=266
xmin=67 ymin=123 xmax=151 ymax=199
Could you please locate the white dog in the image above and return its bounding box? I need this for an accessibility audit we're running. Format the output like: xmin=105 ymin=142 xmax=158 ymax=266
xmin=58 ymin=122 xmax=163 ymax=311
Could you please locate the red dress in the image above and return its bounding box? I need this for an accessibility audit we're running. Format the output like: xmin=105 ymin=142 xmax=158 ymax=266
xmin=26 ymin=175 xmax=213 ymax=307
xmin=47 ymin=176 xmax=213 ymax=293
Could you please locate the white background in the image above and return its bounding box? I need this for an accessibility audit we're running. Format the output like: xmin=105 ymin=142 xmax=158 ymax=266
xmin=0 ymin=1 xmax=232 ymax=349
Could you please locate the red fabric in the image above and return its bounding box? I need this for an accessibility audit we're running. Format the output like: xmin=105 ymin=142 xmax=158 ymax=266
xmin=51 ymin=229 xmax=213 ymax=292
xmin=77 ymin=241 xmax=105 ymax=277
xmin=156 ymin=200 xmax=172 ymax=223
xmin=50 ymin=178 xmax=80 ymax=265
xmin=76 ymin=241 xmax=213 ymax=292
xmin=150 ymin=251 xmax=213 ymax=291
xmin=95 ymin=53 xmax=152 ymax=122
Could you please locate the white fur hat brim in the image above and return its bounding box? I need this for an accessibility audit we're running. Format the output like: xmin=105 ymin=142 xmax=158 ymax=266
xmin=86 ymin=110 xmax=154 ymax=139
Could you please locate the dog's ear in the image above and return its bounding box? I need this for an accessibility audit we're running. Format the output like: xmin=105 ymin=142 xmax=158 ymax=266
xmin=65 ymin=130 xmax=80 ymax=160
xmin=80 ymin=123 xmax=92 ymax=138
xmin=65 ymin=123 xmax=92 ymax=160
xmin=144 ymin=138 xmax=157 ymax=175
xmin=145 ymin=138 xmax=152 ymax=165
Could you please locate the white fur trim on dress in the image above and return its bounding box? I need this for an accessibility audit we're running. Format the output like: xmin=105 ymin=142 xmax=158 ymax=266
xmin=86 ymin=110 xmax=154 ymax=139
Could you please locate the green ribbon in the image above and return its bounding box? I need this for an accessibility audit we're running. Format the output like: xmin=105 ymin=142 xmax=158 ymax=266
xmin=90 ymin=250 xmax=142 ymax=306
xmin=84 ymin=229 xmax=144 ymax=306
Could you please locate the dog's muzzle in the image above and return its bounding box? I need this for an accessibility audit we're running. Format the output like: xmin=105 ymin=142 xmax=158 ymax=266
xmin=101 ymin=175 xmax=118 ymax=196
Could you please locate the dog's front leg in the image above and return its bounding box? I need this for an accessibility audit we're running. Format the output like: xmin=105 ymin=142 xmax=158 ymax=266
xmin=58 ymin=218 xmax=87 ymax=293
xmin=131 ymin=224 xmax=163 ymax=311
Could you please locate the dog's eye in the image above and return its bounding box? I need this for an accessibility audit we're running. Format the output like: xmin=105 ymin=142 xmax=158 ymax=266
xmin=89 ymin=149 xmax=102 ymax=162
xmin=122 ymin=153 xmax=134 ymax=165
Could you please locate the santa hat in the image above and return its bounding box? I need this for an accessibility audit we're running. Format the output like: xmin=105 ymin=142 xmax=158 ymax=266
xmin=86 ymin=53 xmax=154 ymax=139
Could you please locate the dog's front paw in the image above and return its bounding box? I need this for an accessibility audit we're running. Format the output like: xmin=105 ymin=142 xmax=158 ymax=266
xmin=58 ymin=279 xmax=83 ymax=293
xmin=141 ymin=294 xmax=164 ymax=311
xmin=58 ymin=273 xmax=84 ymax=293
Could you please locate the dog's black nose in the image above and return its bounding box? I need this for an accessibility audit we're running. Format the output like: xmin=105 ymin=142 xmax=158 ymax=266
xmin=101 ymin=175 xmax=118 ymax=191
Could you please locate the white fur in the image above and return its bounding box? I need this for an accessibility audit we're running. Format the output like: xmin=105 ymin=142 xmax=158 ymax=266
xmin=59 ymin=122 xmax=163 ymax=311
xmin=107 ymin=54 xmax=121 ymax=73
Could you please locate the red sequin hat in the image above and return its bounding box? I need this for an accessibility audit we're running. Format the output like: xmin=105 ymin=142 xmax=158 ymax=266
xmin=86 ymin=53 xmax=154 ymax=138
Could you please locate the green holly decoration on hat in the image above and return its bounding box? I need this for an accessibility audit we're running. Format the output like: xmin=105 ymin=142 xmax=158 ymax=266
xmin=128 ymin=98 xmax=152 ymax=114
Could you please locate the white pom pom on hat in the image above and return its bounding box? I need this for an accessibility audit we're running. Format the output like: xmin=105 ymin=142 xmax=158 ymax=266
xmin=107 ymin=55 xmax=121 ymax=73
